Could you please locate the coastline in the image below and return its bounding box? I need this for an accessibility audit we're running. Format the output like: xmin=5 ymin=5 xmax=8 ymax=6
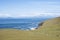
xmin=0 ymin=17 xmax=60 ymax=40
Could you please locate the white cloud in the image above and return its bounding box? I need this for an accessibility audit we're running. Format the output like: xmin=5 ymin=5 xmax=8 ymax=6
xmin=0 ymin=11 xmax=60 ymax=18
xmin=0 ymin=12 xmax=60 ymax=18
xmin=0 ymin=14 xmax=11 ymax=18
xmin=39 ymin=13 xmax=60 ymax=17
xmin=0 ymin=0 xmax=60 ymax=18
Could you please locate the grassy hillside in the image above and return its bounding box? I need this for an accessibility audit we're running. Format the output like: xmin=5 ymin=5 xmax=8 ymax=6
xmin=0 ymin=17 xmax=60 ymax=40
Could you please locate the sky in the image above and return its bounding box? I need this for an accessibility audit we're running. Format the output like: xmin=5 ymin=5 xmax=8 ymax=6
xmin=0 ymin=0 xmax=60 ymax=18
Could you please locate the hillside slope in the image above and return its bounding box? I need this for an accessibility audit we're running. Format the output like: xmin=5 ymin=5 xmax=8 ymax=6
xmin=0 ymin=17 xmax=60 ymax=40
xmin=37 ymin=17 xmax=60 ymax=40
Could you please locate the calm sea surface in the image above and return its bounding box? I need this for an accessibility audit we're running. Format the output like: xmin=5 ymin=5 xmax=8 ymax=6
xmin=0 ymin=18 xmax=46 ymax=30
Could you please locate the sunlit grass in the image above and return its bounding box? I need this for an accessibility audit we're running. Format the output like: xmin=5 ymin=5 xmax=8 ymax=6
xmin=0 ymin=17 xmax=60 ymax=40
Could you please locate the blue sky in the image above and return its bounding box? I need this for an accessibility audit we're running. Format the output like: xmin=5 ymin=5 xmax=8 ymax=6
xmin=0 ymin=0 xmax=60 ymax=18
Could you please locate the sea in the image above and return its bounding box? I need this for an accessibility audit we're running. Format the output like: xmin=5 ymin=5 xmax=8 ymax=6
xmin=0 ymin=18 xmax=48 ymax=30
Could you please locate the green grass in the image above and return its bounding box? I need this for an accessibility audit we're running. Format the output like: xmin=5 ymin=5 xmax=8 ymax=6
xmin=0 ymin=17 xmax=60 ymax=40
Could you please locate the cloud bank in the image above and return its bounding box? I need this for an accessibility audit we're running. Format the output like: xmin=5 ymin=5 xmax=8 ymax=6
xmin=0 ymin=0 xmax=60 ymax=18
xmin=0 ymin=13 xmax=60 ymax=18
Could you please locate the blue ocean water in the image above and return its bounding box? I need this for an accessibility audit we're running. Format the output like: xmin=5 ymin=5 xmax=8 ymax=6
xmin=0 ymin=18 xmax=48 ymax=30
